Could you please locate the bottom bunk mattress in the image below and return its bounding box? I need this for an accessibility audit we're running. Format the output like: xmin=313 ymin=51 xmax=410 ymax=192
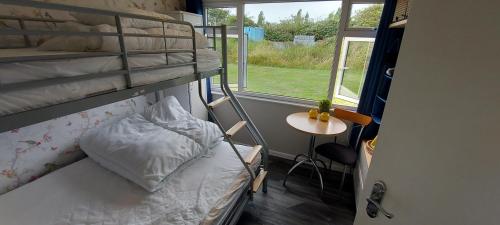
xmin=0 ymin=141 xmax=258 ymax=225
xmin=0 ymin=48 xmax=220 ymax=116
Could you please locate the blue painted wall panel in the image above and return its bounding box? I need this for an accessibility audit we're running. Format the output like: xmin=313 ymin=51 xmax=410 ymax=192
xmin=244 ymin=27 xmax=264 ymax=42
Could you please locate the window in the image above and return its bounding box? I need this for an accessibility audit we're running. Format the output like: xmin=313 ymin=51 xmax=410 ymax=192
xmin=206 ymin=7 xmax=239 ymax=89
xmin=243 ymin=2 xmax=341 ymax=101
xmin=205 ymin=0 xmax=383 ymax=108
xmin=334 ymin=37 xmax=375 ymax=103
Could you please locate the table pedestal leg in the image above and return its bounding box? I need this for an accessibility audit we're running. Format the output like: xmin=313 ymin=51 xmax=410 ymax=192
xmin=283 ymin=135 xmax=324 ymax=194
xmin=293 ymin=154 xmax=308 ymax=164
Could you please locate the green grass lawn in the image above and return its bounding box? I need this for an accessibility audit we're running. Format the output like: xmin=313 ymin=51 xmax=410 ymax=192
xmin=337 ymin=68 xmax=365 ymax=99
xmin=211 ymin=38 xmax=366 ymax=107
xmin=244 ymin=64 xmax=331 ymax=100
xmin=213 ymin=64 xmax=359 ymax=107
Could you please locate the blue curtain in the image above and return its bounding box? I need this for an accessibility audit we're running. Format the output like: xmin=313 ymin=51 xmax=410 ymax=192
xmin=350 ymin=0 xmax=398 ymax=145
xmin=186 ymin=0 xmax=204 ymax=15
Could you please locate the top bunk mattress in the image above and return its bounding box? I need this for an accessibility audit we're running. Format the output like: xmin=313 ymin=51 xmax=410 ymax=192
xmin=0 ymin=141 xmax=259 ymax=225
xmin=0 ymin=48 xmax=220 ymax=116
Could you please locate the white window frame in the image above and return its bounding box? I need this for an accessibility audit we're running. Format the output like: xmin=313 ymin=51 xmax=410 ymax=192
xmin=334 ymin=36 xmax=375 ymax=103
xmin=205 ymin=0 xmax=383 ymax=109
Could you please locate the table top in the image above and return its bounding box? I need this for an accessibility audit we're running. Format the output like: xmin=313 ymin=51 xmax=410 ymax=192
xmin=286 ymin=112 xmax=347 ymax=136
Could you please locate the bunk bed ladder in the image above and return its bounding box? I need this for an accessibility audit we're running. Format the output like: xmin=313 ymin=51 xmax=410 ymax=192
xmin=196 ymin=25 xmax=269 ymax=195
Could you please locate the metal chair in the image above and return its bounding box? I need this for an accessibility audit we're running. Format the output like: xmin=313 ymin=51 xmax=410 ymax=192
xmin=314 ymin=108 xmax=372 ymax=191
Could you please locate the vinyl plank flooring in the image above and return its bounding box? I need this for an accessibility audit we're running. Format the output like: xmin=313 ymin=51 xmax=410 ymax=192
xmin=237 ymin=156 xmax=356 ymax=225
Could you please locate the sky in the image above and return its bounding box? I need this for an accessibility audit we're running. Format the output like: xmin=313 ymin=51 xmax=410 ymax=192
xmin=245 ymin=1 xmax=341 ymax=23
xmin=222 ymin=2 xmax=377 ymax=23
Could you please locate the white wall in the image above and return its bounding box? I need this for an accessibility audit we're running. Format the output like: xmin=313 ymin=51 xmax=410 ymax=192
xmin=159 ymin=84 xmax=191 ymax=109
xmin=189 ymin=80 xmax=208 ymax=120
xmin=156 ymin=81 xmax=208 ymax=120
xmin=212 ymin=93 xmax=352 ymax=171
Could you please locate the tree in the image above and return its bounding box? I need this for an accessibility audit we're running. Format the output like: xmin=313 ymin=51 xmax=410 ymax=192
xmin=207 ymin=8 xmax=230 ymax=26
xmin=304 ymin=12 xmax=310 ymax=23
xmin=244 ymin=15 xmax=256 ymax=26
xmin=207 ymin=8 xmax=255 ymax=26
xmin=227 ymin=14 xmax=256 ymax=26
xmin=350 ymin=5 xmax=383 ymax=28
xmin=263 ymin=8 xmax=342 ymax=42
xmin=327 ymin=9 xmax=341 ymax=22
xmin=257 ymin=11 xmax=265 ymax=26
xmin=293 ymin=9 xmax=303 ymax=24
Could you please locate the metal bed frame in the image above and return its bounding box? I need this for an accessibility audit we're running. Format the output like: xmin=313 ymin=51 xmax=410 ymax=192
xmin=0 ymin=1 xmax=269 ymax=225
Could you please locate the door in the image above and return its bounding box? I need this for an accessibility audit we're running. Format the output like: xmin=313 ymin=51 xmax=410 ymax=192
xmin=354 ymin=1 xmax=500 ymax=225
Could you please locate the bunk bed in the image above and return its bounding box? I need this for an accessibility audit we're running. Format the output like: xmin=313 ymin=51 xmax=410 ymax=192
xmin=0 ymin=1 xmax=269 ymax=225
xmin=0 ymin=0 xmax=221 ymax=132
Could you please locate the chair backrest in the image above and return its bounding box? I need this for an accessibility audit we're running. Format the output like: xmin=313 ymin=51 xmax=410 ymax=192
xmin=333 ymin=108 xmax=372 ymax=126
xmin=332 ymin=108 xmax=372 ymax=150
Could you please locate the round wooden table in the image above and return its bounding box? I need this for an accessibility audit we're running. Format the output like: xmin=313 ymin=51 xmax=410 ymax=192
xmin=283 ymin=112 xmax=347 ymax=193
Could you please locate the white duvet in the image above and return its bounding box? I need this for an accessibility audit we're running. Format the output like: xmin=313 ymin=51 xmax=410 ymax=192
xmin=0 ymin=142 xmax=259 ymax=225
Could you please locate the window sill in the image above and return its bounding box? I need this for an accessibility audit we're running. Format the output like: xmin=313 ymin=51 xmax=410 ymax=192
xmin=211 ymin=90 xmax=358 ymax=112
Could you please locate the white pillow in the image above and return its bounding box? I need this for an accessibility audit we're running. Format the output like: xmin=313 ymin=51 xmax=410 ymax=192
xmin=79 ymin=113 xmax=203 ymax=192
xmin=145 ymin=95 xmax=192 ymax=121
xmin=144 ymin=96 xmax=224 ymax=150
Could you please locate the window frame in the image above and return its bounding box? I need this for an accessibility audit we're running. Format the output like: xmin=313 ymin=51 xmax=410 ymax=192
xmin=333 ymin=36 xmax=376 ymax=103
xmin=205 ymin=0 xmax=383 ymax=109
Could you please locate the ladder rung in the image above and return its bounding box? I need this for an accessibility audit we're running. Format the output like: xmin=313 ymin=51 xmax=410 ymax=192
xmin=245 ymin=145 xmax=262 ymax=164
xmin=208 ymin=96 xmax=231 ymax=109
xmin=226 ymin=121 xmax=247 ymax=137
xmin=252 ymin=169 xmax=268 ymax=193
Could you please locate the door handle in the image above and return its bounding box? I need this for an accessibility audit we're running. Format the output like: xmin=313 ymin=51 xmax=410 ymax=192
xmin=366 ymin=198 xmax=394 ymax=219
xmin=366 ymin=181 xmax=394 ymax=219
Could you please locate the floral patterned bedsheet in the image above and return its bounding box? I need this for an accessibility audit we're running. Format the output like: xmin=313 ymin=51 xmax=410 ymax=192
xmin=0 ymin=96 xmax=149 ymax=195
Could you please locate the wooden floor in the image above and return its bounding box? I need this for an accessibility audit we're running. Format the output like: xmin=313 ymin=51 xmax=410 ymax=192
xmin=237 ymin=156 xmax=357 ymax=225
